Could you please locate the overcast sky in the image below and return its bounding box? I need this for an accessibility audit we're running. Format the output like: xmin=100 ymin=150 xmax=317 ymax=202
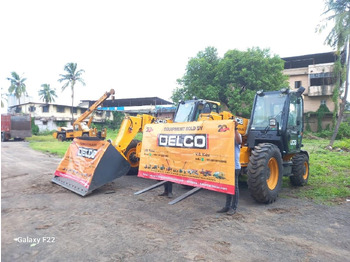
xmin=0 ymin=0 xmax=334 ymax=108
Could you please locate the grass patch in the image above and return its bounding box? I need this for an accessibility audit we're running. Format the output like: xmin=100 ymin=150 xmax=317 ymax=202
xmin=30 ymin=140 xmax=71 ymax=157
xmin=285 ymin=138 xmax=350 ymax=205
xmin=27 ymin=128 xmax=143 ymax=158
xmin=28 ymin=135 xmax=71 ymax=157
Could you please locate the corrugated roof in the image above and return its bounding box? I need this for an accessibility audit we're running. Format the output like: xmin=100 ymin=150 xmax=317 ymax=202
xmin=282 ymin=52 xmax=338 ymax=69
xmin=86 ymin=97 xmax=173 ymax=107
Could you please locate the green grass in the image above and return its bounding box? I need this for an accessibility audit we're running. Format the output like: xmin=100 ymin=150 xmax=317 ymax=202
xmin=27 ymin=135 xmax=71 ymax=157
xmin=27 ymin=133 xmax=350 ymax=204
xmin=27 ymin=128 xmax=143 ymax=157
xmin=292 ymin=138 xmax=350 ymax=204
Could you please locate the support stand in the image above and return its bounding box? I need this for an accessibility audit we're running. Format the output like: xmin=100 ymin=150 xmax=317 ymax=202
xmin=134 ymin=180 xmax=167 ymax=195
xmin=168 ymin=187 xmax=202 ymax=205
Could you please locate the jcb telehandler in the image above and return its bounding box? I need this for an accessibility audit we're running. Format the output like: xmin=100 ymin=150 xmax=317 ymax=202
xmin=53 ymin=89 xmax=115 ymax=141
xmin=53 ymin=87 xmax=309 ymax=204
xmin=244 ymin=86 xmax=309 ymax=203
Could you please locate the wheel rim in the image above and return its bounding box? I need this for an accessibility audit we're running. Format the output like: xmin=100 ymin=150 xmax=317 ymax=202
xmin=303 ymin=161 xmax=309 ymax=180
xmin=126 ymin=148 xmax=139 ymax=168
xmin=267 ymin=157 xmax=279 ymax=190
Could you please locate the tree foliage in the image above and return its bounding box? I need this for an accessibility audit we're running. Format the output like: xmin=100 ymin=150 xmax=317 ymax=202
xmin=1 ymin=88 xmax=7 ymax=108
xmin=173 ymin=47 xmax=288 ymax=117
xmin=7 ymin=72 xmax=27 ymax=104
xmin=319 ymin=0 xmax=350 ymax=147
xmin=38 ymin=84 xmax=58 ymax=104
xmin=58 ymin=63 xmax=85 ymax=123
xmin=175 ymin=46 xmax=220 ymax=101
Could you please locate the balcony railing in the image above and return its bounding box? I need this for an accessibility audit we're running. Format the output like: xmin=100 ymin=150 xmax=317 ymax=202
xmin=308 ymin=85 xmax=334 ymax=96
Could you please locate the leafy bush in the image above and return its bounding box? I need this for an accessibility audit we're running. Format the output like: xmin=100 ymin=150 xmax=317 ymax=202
xmin=92 ymin=111 xmax=125 ymax=130
xmin=31 ymin=118 xmax=39 ymax=135
xmin=39 ymin=130 xmax=55 ymax=136
xmin=336 ymin=122 xmax=350 ymax=139
xmin=333 ymin=138 xmax=350 ymax=150
xmin=316 ymin=129 xmax=333 ymax=138
xmin=316 ymin=104 xmax=330 ymax=132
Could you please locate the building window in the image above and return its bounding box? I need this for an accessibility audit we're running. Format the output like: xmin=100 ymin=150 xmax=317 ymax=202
xmin=29 ymin=106 xmax=36 ymax=112
xmin=15 ymin=106 xmax=22 ymax=113
xmin=42 ymin=105 xmax=49 ymax=113
xmin=56 ymin=106 xmax=65 ymax=113
xmin=71 ymin=108 xmax=77 ymax=114
xmin=106 ymin=111 xmax=110 ymax=117
xmin=294 ymin=81 xmax=302 ymax=89
xmin=321 ymin=100 xmax=326 ymax=105
xmin=310 ymin=75 xmax=335 ymax=86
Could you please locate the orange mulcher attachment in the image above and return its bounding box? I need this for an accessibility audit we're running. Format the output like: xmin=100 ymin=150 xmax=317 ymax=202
xmin=52 ymin=137 xmax=130 ymax=196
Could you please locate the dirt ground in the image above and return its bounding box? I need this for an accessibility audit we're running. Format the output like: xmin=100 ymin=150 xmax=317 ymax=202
xmin=1 ymin=141 xmax=350 ymax=262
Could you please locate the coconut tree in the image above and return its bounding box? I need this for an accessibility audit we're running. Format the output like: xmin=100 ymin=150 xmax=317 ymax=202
xmin=1 ymin=88 xmax=8 ymax=108
xmin=38 ymin=84 xmax=58 ymax=104
xmin=58 ymin=63 xmax=85 ymax=123
xmin=320 ymin=0 xmax=350 ymax=147
xmin=7 ymin=72 xmax=27 ymax=104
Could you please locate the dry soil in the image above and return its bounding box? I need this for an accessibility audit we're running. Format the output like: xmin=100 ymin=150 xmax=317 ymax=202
xmin=1 ymin=141 xmax=350 ymax=262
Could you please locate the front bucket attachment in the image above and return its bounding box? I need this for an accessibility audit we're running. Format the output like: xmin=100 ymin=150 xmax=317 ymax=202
xmin=52 ymin=137 xmax=130 ymax=196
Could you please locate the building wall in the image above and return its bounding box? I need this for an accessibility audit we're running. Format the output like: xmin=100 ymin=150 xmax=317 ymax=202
xmin=10 ymin=103 xmax=113 ymax=132
xmin=284 ymin=65 xmax=336 ymax=113
xmin=284 ymin=62 xmax=337 ymax=132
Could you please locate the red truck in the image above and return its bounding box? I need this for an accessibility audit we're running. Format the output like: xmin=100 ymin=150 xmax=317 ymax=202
xmin=1 ymin=114 xmax=32 ymax=142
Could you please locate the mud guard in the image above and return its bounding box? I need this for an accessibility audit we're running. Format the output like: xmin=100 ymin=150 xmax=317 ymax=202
xmin=52 ymin=137 xmax=130 ymax=196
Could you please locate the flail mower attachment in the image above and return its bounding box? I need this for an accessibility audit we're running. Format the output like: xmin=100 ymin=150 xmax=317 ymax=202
xmin=52 ymin=137 xmax=130 ymax=196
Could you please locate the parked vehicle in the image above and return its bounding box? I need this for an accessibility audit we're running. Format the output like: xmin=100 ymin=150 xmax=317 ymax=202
xmin=1 ymin=114 xmax=32 ymax=141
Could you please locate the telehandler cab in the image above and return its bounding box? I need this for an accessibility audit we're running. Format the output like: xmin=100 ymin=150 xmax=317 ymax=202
xmin=244 ymin=86 xmax=309 ymax=203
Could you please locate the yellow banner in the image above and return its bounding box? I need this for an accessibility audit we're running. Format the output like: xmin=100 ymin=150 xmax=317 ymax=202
xmin=138 ymin=120 xmax=236 ymax=194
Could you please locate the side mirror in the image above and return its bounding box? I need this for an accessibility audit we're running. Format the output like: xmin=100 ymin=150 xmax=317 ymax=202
xmin=296 ymin=86 xmax=305 ymax=96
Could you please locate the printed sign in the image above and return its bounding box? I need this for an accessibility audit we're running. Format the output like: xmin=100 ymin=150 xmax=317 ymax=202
xmin=138 ymin=120 xmax=236 ymax=194
xmin=54 ymin=139 xmax=110 ymax=189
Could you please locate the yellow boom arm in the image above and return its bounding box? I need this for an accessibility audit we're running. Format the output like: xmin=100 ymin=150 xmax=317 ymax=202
xmin=73 ymin=89 xmax=115 ymax=129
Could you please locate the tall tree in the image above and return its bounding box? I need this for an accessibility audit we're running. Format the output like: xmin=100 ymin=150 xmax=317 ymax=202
xmin=1 ymin=88 xmax=7 ymax=108
xmin=320 ymin=0 xmax=350 ymax=147
xmin=173 ymin=46 xmax=220 ymax=102
xmin=38 ymin=84 xmax=58 ymax=104
xmin=173 ymin=47 xmax=288 ymax=117
xmin=217 ymin=47 xmax=288 ymax=117
xmin=7 ymin=72 xmax=27 ymax=104
xmin=58 ymin=63 xmax=85 ymax=123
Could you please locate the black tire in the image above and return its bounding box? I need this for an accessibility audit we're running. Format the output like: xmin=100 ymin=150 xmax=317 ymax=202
xmin=1 ymin=132 xmax=5 ymax=142
xmin=290 ymin=153 xmax=309 ymax=186
xmin=125 ymin=139 xmax=141 ymax=176
xmin=247 ymin=143 xmax=283 ymax=204
xmin=57 ymin=133 xmax=66 ymax=142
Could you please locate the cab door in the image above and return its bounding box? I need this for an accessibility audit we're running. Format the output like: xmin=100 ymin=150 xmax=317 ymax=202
xmin=286 ymin=93 xmax=303 ymax=153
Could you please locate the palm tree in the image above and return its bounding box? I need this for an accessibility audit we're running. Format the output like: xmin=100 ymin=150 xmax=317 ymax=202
xmin=38 ymin=84 xmax=58 ymax=104
xmin=1 ymin=88 xmax=8 ymax=108
xmin=7 ymin=72 xmax=27 ymax=104
xmin=58 ymin=63 xmax=85 ymax=123
xmin=320 ymin=0 xmax=350 ymax=147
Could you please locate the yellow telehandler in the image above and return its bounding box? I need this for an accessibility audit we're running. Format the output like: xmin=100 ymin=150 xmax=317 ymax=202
xmin=53 ymin=87 xmax=310 ymax=204
xmin=53 ymin=89 xmax=115 ymax=141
